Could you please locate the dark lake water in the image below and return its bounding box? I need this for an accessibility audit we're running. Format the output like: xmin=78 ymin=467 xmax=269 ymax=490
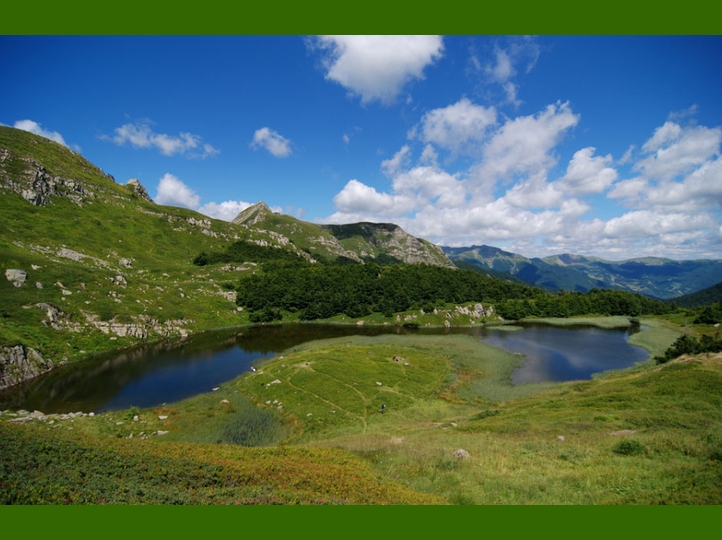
xmin=0 ymin=322 xmax=648 ymax=413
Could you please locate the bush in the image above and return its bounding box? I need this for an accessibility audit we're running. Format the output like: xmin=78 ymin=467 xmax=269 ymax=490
xmin=613 ymin=439 xmax=646 ymax=456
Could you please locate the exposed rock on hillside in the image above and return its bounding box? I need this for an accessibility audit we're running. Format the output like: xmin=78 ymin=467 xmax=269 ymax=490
xmin=5 ymin=269 xmax=27 ymax=287
xmin=0 ymin=149 xmax=95 ymax=206
xmin=126 ymin=178 xmax=154 ymax=203
xmin=0 ymin=345 xmax=54 ymax=390
xmin=233 ymin=202 xmax=454 ymax=268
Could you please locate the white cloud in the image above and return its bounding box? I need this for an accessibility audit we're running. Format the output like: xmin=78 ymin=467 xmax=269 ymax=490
xmin=106 ymin=121 xmax=219 ymax=158
xmin=475 ymin=101 xmax=579 ymax=183
xmin=14 ymin=120 xmax=68 ymax=147
xmin=556 ymin=147 xmax=618 ymax=196
xmin=618 ymin=145 xmax=635 ymax=165
xmin=155 ymin=173 xmax=202 ymax=208
xmin=198 ymin=200 xmax=252 ymax=221
xmin=324 ymin=102 xmax=722 ymax=260
xmin=414 ymin=98 xmax=497 ymax=155
xmin=154 ymin=173 xmax=255 ymax=222
xmin=474 ymin=38 xmax=540 ymax=106
xmin=381 ymin=145 xmax=412 ymax=176
xmin=332 ymin=179 xmax=414 ymax=217
xmin=311 ymin=35 xmax=444 ymax=105
xmin=250 ymin=127 xmax=292 ymax=158
xmin=486 ymin=47 xmax=515 ymax=82
xmin=641 ymin=121 xmax=682 ymax=153
xmin=634 ymin=124 xmax=721 ymax=181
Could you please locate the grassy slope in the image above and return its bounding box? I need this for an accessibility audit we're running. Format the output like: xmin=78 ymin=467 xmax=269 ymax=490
xmin=4 ymin=323 xmax=719 ymax=504
xmin=1 ymin=127 xmax=272 ymax=362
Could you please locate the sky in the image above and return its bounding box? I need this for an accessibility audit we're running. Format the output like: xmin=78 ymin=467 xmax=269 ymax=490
xmin=2 ymin=35 xmax=721 ymax=261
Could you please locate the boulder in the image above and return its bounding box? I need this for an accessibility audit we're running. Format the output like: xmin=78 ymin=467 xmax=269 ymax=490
xmin=5 ymin=269 xmax=27 ymax=287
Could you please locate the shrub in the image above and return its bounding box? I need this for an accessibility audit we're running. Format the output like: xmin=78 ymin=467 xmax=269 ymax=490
xmin=613 ymin=439 xmax=646 ymax=456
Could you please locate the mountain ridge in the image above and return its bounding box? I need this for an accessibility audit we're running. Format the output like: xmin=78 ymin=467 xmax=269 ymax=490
xmin=442 ymin=244 xmax=722 ymax=299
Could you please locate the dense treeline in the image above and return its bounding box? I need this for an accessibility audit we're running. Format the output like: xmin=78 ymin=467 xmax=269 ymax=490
xmin=668 ymin=281 xmax=722 ymax=309
xmin=655 ymin=333 xmax=722 ymax=364
xmin=236 ymin=263 xmax=541 ymax=322
xmin=193 ymin=240 xmax=304 ymax=266
xmin=496 ymin=289 xmax=671 ymax=319
xmin=692 ymin=301 xmax=722 ymax=324
xmin=235 ymin=263 xmax=672 ymax=323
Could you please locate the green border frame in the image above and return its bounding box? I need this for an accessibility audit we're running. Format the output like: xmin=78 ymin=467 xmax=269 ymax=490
xmin=2 ymin=1 xmax=720 ymax=534
xmin=1 ymin=0 xmax=721 ymax=34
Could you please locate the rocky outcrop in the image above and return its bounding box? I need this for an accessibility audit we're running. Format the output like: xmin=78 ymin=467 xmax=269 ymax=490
xmin=0 ymin=345 xmax=54 ymax=390
xmin=0 ymin=152 xmax=94 ymax=206
xmin=321 ymin=222 xmax=455 ymax=268
xmin=5 ymin=268 xmax=27 ymax=287
xmin=232 ymin=202 xmax=274 ymax=227
xmin=126 ymin=178 xmax=154 ymax=203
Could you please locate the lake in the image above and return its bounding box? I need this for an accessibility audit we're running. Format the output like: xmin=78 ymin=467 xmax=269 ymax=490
xmin=0 ymin=321 xmax=648 ymax=413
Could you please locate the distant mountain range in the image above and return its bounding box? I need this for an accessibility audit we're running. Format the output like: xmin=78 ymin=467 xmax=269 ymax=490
xmin=442 ymin=245 xmax=722 ymax=300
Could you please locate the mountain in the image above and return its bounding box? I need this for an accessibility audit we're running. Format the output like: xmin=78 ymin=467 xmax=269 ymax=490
xmin=0 ymin=126 xmax=453 ymax=388
xmin=669 ymin=280 xmax=722 ymax=308
xmin=443 ymin=245 xmax=722 ymax=300
xmin=233 ymin=202 xmax=454 ymax=268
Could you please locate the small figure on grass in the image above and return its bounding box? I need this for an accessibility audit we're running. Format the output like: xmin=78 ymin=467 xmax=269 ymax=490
xmin=380 ymin=403 xmax=386 ymax=414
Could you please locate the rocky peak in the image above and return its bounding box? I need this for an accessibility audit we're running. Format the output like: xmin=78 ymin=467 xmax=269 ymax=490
xmin=126 ymin=178 xmax=154 ymax=203
xmin=232 ymin=202 xmax=273 ymax=227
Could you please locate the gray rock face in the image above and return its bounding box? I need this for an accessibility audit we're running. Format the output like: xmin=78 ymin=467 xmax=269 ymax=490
xmin=5 ymin=268 xmax=27 ymax=287
xmin=0 ymin=345 xmax=54 ymax=389
xmin=126 ymin=178 xmax=154 ymax=203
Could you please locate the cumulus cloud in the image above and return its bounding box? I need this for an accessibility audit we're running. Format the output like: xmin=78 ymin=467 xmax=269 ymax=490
xmin=634 ymin=123 xmax=720 ymax=181
xmin=413 ymin=98 xmax=496 ymax=155
xmin=105 ymin=121 xmax=219 ymax=158
xmin=154 ymin=173 xmax=252 ymax=222
xmin=198 ymin=200 xmax=253 ymax=221
xmin=250 ymin=127 xmax=292 ymax=158
xmin=556 ymin=147 xmax=618 ymax=196
xmin=323 ymin=101 xmax=722 ymax=260
xmin=310 ymin=35 xmax=444 ymax=105
xmin=155 ymin=173 xmax=202 ymax=208
xmin=14 ymin=119 xmax=67 ymax=146
xmin=475 ymin=101 xmax=579 ymax=183
xmin=381 ymin=145 xmax=412 ymax=177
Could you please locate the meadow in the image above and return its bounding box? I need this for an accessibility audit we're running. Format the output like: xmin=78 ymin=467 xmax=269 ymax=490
xmin=3 ymin=317 xmax=720 ymax=504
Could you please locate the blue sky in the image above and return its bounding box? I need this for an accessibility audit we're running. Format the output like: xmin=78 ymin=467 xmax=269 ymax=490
xmin=2 ymin=35 xmax=721 ymax=260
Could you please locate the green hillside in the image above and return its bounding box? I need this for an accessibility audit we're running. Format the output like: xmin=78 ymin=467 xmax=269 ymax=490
xmin=0 ymin=126 xmax=456 ymax=389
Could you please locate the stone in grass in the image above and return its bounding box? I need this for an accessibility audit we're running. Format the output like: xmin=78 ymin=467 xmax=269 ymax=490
xmin=453 ymin=449 xmax=470 ymax=459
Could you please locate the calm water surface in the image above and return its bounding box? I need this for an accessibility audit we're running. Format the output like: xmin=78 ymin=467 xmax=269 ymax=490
xmin=0 ymin=322 xmax=648 ymax=413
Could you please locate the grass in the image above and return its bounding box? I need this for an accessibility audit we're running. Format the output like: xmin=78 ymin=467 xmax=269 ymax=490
xmin=6 ymin=324 xmax=719 ymax=504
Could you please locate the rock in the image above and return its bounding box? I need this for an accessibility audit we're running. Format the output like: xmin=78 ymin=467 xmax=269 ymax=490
xmin=270 ymin=379 xmax=281 ymax=385
xmin=356 ymin=320 xmax=364 ymax=326
xmin=119 ymin=258 xmax=133 ymax=268
xmin=0 ymin=344 xmax=54 ymax=390
xmin=158 ymin=415 xmax=168 ymax=420
xmin=133 ymin=415 xmax=139 ymax=422
xmin=453 ymin=449 xmax=470 ymax=459
xmin=609 ymin=430 xmax=637 ymax=436
xmin=557 ymin=435 xmax=565 ymax=442
xmin=212 ymin=387 xmax=220 ymax=391
xmin=5 ymin=269 xmax=27 ymax=287
xmin=126 ymin=178 xmax=154 ymax=203
xmin=36 ymin=282 xmax=43 ymax=289
xmin=156 ymin=430 xmax=169 ymax=436
xmin=376 ymin=382 xmax=383 ymax=386
xmin=221 ymin=399 xmax=230 ymax=404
